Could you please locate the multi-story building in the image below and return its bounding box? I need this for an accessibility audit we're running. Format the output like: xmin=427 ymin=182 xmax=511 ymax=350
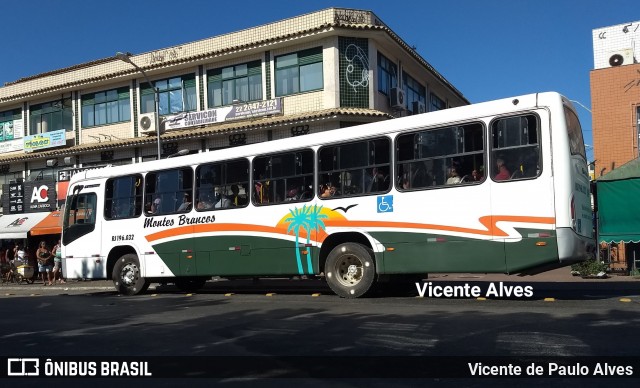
xmin=591 ymin=20 xmax=640 ymax=177
xmin=0 ymin=7 xmax=467 ymax=231
xmin=590 ymin=20 xmax=640 ymax=272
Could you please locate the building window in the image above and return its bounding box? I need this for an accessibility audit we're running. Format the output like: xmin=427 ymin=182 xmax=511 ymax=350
xmin=430 ymin=93 xmax=445 ymax=112
xmin=0 ymin=108 xmax=21 ymax=142
xmin=27 ymin=168 xmax=56 ymax=181
xmin=207 ymin=61 xmax=262 ymax=107
xmin=275 ymin=47 xmax=323 ymax=96
xmin=403 ymin=72 xmax=425 ymax=107
xmin=377 ymin=53 xmax=397 ymax=95
xmin=140 ymin=74 xmax=197 ymax=115
xmin=81 ymin=87 xmax=131 ymax=127
xmin=29 ymin=98 xmax=73 ymax=135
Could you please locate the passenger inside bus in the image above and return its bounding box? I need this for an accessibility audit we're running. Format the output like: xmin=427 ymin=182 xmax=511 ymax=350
xmin=197 ymin=191 xmax=214 ymax=210
xmin=151 ymin=195 xmax=162 ymax=214
xmin=177 ymin=193 xmax=192 ymax=212
xmin=320 ymin=182 xmax=335 ymax=198
xmin=494 ymin=158 xmax=511 ymax=181
xmin=401 ymin=176 xmax=410 ymax=190
xmin=471 ymin=168 xmax=484 ymax=182
xmin=367 ymin=167 xmax=389 ymax=192
xmin=412 ymin=161 xmax=435 ymax=188
xmin=228 ymin=184 xmax=247 ymax=207
xmin=445 ymin=166 xmax=462 ymax=184
xmin=286 ymin=187 xmax=299 ymax=201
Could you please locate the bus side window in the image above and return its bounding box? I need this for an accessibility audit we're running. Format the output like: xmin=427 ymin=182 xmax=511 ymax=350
xmin=491 ymin=115 xmax=540 ymax=182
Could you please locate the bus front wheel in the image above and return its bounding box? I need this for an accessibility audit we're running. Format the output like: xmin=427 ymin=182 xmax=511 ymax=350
xmin=112 ymin=254 xmax=149 ymax=296
xmin=325 ymin=243 xmax=376 ymax=298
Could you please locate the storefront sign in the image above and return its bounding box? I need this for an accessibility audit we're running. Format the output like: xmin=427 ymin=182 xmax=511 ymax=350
xmin=0 ymin=119 xmax=25 ymax=154
xmin=23 ymin=129 xmax=66 ymax=152
xmin=7 ymin=182 xmax=24 ymax=214
xmin=0 ymin=139 xmax=24 ymax=153
xmin=24 ymin=180 xmax=57 ymax=212
xmin=0 ymin=119 xmax=23 ymax=141
xmin=164 ymin=98 xmax=282 ymax=131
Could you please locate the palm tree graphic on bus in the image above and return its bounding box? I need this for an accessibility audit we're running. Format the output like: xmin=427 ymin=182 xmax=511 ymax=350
xmin=284 ymin=204 xmax=327 ymax=275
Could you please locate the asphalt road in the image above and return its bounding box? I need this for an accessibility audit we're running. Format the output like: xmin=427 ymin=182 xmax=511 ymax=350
xmin=2 ymin=276 xmax=639 ymax=386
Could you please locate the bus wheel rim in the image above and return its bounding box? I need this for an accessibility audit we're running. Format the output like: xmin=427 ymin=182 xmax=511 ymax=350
xmin=336 ymin=255 xmax=362 ymax=286
xmin=121 ymin=263 xmax=139 ymax=286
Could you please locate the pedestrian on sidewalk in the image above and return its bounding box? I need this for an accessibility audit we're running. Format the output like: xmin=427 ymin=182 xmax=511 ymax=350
xmin=36 ymin=241 xmax=54 ymax=286
xmin=51 ymin=239 xmax=66 ymax=284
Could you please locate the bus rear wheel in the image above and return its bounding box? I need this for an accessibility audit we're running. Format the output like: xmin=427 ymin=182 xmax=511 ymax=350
xmin=325 ymin=242 xmax=376 ymax=298
xmin=112 ymin=254 xmax=149 ymax=296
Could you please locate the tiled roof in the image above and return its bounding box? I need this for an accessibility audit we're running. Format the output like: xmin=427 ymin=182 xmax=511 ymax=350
xmin=0 ymin=108 xmax=391 ymax=163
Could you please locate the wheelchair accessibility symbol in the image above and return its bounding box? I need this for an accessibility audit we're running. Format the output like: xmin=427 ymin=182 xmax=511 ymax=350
xmin=377 ymin=195 xmax=393 ymax=213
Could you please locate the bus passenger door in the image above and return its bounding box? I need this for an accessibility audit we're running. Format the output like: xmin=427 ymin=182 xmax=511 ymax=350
xmin=62 ymin=188 xmax=105 ymax=279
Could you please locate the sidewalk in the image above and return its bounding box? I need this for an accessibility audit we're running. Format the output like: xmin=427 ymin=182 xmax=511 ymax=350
xmin=1 ymin=279 xmax=115 ymax=292
xmin=426 ymin=266 xmax=640 ymax=295
xmin=428 ymin=266 xmax=640 ymax=283
xmin=3 ymin=267 xmax=638 ymax=294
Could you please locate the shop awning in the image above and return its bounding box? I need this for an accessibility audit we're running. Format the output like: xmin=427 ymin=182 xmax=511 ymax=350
xmin=0 ymin=212 xmax=51 ymax=240
xmin=596 ymin=158 xmax=640 ymax=243
xmin=29 ymin=211 xmax=62 ymax=236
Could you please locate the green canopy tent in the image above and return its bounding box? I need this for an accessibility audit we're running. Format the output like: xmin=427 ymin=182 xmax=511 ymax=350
xmin=596 ymin=158 xmax=640 ymax=244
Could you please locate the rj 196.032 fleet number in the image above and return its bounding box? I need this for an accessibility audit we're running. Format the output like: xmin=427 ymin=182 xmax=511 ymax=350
xmin=111 ymin=234 xmax=134 ymax=241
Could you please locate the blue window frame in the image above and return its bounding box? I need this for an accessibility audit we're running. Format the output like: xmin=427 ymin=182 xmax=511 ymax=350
xmin=377 ymin=53 xmax=397 ymax=95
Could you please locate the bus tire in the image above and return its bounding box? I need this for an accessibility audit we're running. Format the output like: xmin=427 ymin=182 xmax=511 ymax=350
xmin=112 ymin=254 xmax=149 ymax=296
xmin=174 ymin=277 xmax=208 ymax=293
xmin=325 ymin=242 xmax=376 ymax=298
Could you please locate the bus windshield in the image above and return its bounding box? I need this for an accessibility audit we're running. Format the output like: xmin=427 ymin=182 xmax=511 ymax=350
xmin=564 ymin=106 xmax=586 ymax=160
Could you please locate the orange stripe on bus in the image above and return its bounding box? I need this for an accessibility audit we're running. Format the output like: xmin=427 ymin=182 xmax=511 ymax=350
xmin=144 ymin=215 xmax=555 ymax=243
xmin=146 ymin=223 xmax=279 ymax=242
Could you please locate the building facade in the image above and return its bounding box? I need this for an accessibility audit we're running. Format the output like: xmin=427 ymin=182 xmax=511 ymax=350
xmin=591 ymin=20 xmax=640 ymax=177
xmin=0 ymin=7 xmax=468 ymax=220
xmin=591 ymin=20 xmax=640 ymax=273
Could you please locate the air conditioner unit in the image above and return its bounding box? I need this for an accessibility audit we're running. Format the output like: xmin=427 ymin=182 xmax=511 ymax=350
xmin=390 ymin=87 xmax=405 ymax=109
xmin=608 ymin=48 xmax=635 ymax=67
xmin=411 ymin=101 xmax=426 ymax=115
xmin=138 ymin=113 xmax=157 ymax=134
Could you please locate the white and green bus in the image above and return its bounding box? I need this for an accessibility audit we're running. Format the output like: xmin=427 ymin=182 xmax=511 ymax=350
xmin=61 ymin=92 xmax=594 ymax=297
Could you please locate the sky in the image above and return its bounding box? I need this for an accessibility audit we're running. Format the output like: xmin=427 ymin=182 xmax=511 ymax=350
xmin=1 ymin=0 xmax=637 ymax=162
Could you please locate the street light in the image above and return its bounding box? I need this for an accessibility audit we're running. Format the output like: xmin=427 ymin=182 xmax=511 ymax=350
xmin=115 ymin=52 xmax=162 ymax=160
